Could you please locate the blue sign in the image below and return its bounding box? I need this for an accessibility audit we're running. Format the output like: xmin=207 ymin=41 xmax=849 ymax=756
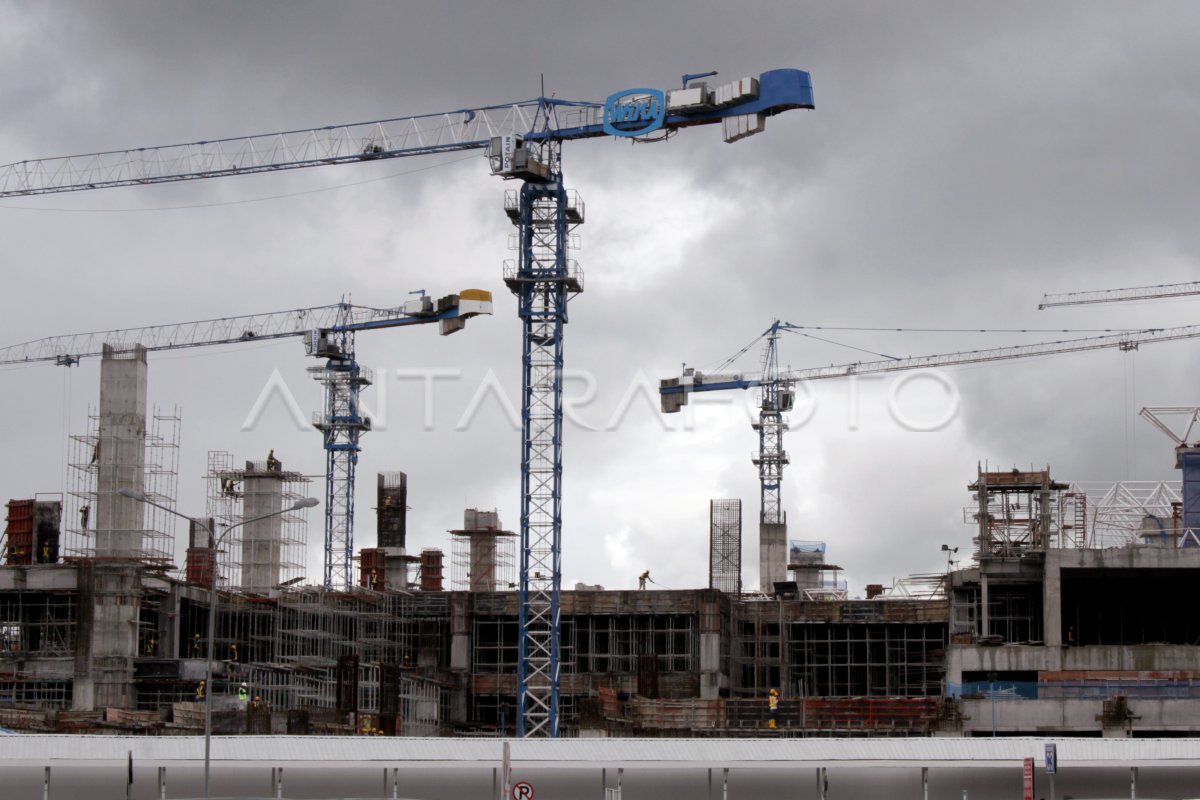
xmin=603 ymin=88 xmax=666 ymax=137
xmin=1045 ymin=743 xmax=1057 ymax=775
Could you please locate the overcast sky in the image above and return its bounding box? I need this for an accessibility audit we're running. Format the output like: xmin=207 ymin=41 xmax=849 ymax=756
xmin=1 ymin=1 xmax=1198 ymax=594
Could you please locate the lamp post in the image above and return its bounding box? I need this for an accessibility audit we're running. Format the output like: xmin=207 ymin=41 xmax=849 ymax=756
xmin=940 ymin=544 xmax=958 ymax=573
xmin=987 ymin=671 xmax=998 ymax=738
xmin=119 ymin=487 xmax=318 ymax=799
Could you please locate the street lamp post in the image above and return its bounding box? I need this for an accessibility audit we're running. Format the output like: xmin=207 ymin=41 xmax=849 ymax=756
xmin=119 ymin=487 xmax=318 ymax=799
xmin=987 ymin=671 xmax=998 ymax=738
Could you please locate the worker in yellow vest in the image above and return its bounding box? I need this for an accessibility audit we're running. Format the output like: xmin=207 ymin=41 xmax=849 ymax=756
xmin=768 ymin=688 xmax=779 ymax=729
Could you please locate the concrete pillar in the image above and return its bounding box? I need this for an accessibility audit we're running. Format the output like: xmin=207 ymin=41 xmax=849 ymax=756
xmin=758 ymin=522 xmax=787 ymax=593
xmin=95 ymin=344 xmax=148 ymax=559
xmin=76 ymin=562 xmax=142 ymax=710
xmin=699 ymin=632 xmax=722 ymax=699
xmin=240 ymin=462 xmax=285 ymax=591
xmin=1044 ymin=551 xmax=1062 ymax=648
xmin=699 ymin=591 xmax=723 ymax=699
xmin=469 ymin=532 xmax=497 ymax=592
xmin=449 ymin=593 xmax=470 ymax=725
xmin=160 ymin=589 xmax=179 ymax=659
xmin=980 ymin=573 xmax=990 ymax=638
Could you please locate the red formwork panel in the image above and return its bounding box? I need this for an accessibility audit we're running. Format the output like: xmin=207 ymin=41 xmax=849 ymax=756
xmin=5 ymin=499 xmax=35 ymax=565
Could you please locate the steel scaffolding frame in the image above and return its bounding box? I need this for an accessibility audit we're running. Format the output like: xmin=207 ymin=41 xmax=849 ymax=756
xmin=64 ymin=406 xmax=180 ymax=564
xmin=788 ymin=622 xmax=945 ymax=698
xmin=205 ymin=452 xmax=311 ymax=592
xmin=709 ymin=499 xmax=743 ymax=594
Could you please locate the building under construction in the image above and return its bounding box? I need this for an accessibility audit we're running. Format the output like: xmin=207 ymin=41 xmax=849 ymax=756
xmin=4 ymin=343 xmax=1200 ymax=738
xmin=5 ymin=453 xmax=1200 ymax=739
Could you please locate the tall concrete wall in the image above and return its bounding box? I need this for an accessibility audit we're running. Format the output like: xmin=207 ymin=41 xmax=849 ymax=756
xmin=469 ymin=533 xmax=497 ymax=592
xmin=759 ymin=522 xmax=787 ymax=593
xmin=94 ymin=345 xmax=147 ymax=559
xmin=73 ymin=562 xmax=141 ymax=710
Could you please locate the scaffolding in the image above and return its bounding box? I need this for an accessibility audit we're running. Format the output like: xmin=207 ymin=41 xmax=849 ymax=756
xmin=788 ymin=622 xmax=945 ymax=698
xmin=64 ymin=406 xmax=180 ymax=565
xmin=273 ymin=589 xmax=416 ymax=669
xmin=376 ymin=472 xmax=407 ymax=550
xmin=205 ymin=451 xmax=311 ymax=592
xmin=0 ymin=591 xmax=77 ymax=659
xmin=450 ymin=510 xmax=516 ymax=592
xmin=709 ymin=499 xmax=742 ymax=595
xmin=242 ymin=661 xmax=440 ymax=735
xmin=966 ymin=467 xmax=1065 ymax=557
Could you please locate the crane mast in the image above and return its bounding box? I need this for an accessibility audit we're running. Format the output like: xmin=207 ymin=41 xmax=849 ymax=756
xmin=1 ymin=68 xmax=814 ymax=737
xmin=754 ymin=322 xmax=792 ymax=527
xmin=501 ymin=134 xmax=580 ymax=737
xmin=308 ymin=314 xmax=371 ymax=591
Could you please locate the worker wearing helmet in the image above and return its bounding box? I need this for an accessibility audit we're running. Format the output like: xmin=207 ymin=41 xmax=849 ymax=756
xmin=768 ymin=688 xmax=779 ymax=729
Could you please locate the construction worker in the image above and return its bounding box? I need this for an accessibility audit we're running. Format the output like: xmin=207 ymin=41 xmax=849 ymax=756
xmin=192 ymin=633 xmax=202 ymax=657
xmin=266 ymin=449 xmax=281 ymax=472
xmin=238 ymin=682 xmax=249 ymax=703
xmin=196 ymin=680 xmax=205 ymax=700
xmin=79 ymin=504 xmax=90 ymax=530
xmin=229 ymin=643 xmax=238 ymax=663
xmin=768 ymin=688 xmax=779 ymax=729
xmin=638 ymin=570 xmax=650 ymax=590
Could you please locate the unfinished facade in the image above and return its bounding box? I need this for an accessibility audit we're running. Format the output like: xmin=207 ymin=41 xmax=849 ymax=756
xmin=5 ymin=460 xmax=1200 ymax=738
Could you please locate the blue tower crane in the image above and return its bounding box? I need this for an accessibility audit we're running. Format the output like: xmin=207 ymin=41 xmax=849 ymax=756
xmin=0 ymin=68 xmax=815 ymax=736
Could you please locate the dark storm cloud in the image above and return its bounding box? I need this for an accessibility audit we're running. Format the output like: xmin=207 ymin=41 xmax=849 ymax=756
xmin=1 ymin=1 xmax=1198 ymax=591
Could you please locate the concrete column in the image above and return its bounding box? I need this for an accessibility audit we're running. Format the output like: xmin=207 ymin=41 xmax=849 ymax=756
xmin=95 ymin=345 xmax=148 ymax=559
xmin=469 ymin=532 xmax=497 ymax=592
xmin=980 ymin=573 xmax=989 ymax=638
xmin=160 ymin=589 xmax=179 ymax=659
xmin=699 ymin=589 xmax=723 ymax=699
xmin=699 ymin=632 xmax=722 ymax=699
xmin=758 ymin=522 xmax=787 ymax=593
xmin=240 ymin=462 xmax=285 ymax=591
xmin=76 ymin=562 xmax=141 ymax=710
xmin=449 ymin=593 xmax=470 ymax=725
xmin=1044 ymin=551 xmax=1062 ymax=648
